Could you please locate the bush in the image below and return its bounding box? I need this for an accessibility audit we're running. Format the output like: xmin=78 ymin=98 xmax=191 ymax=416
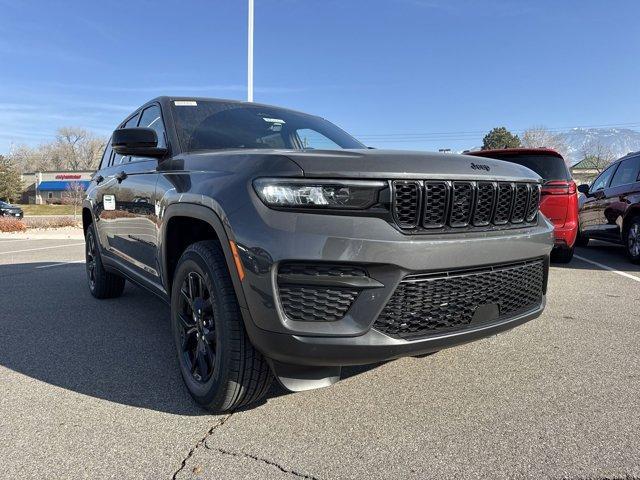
xmin=0 ymin=217 xmax=27 ymax=232
xmin=23 ymin=216 xmax=79 ymax=229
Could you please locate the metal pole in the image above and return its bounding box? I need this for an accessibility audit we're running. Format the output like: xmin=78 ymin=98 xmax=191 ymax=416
xmin=247 ymin=0 xmax=254 ymax=102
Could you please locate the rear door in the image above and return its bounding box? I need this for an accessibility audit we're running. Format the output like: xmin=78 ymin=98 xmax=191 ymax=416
xmin=603 ymin=156 xmax=640 ymax=240
xmin=110 ymin=104 xmax=165 ymax=282
xmin=93 ymin=137 xmax=121 ymax=251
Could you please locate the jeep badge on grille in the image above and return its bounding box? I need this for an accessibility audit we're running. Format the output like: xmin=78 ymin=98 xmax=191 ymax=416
xmin=470 ymin=163 xmax=490 ymax=171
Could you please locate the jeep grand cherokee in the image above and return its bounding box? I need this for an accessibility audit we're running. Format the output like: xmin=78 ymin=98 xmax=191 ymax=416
xmin=83 ymin=97 xmax=554 ymax=412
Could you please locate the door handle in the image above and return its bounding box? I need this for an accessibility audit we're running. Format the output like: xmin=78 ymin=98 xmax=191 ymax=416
xmin=115 ymin=171 xmax=128 ymax=183
xmin=94 ymin=175 xmax=104 ymax=185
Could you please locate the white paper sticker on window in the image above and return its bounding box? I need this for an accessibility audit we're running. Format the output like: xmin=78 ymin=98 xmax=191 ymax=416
xmin=103 ymin=194 xmax=116 ymax=211
xmin=262 ymin=117 xmax=286 ymax=124
xmin=174 ymin=100 xmax=198 ymax=106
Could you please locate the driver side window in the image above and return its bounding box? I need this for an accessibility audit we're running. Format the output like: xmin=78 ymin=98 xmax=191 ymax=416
xmin=590 ymin=163 xmax=618 ymax=192
xmin=295 ymin=129 xmax=341 ymax=150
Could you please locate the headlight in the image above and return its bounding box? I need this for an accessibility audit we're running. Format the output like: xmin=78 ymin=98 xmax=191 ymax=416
xmin=253 ymin=178 xmax=386 ymax=209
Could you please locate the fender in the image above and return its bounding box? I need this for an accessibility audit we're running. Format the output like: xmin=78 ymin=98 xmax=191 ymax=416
xmin=622 ymin=204 xmax=640 ymax=240
xmin=159 ymin=202 xmax=249 ymax=310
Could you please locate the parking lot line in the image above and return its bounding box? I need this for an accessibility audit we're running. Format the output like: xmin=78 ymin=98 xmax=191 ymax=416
xmin=0 ymin=243 xmax=85 ymax=255
xmin=574 ymin=254 xmax=640 ymax=283
xmin=35 ymin=260 xmax=84 ymax=269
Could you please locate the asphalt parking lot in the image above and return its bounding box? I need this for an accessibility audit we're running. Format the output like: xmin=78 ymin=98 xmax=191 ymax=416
xmin=1 ymin=237 xmax=639 ymax=480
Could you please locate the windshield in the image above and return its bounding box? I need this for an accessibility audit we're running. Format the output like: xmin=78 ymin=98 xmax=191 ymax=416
xmin=171 ymin=100 xmax=364 ymax=152
xmin=489 ymin=154 xmax=570 ymax=182
xmin=0 ymin=200 xmax=9 ymax=207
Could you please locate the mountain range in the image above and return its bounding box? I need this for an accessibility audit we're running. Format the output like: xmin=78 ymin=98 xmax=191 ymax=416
xmin=556 ymin=128 xmax=640 ymax=165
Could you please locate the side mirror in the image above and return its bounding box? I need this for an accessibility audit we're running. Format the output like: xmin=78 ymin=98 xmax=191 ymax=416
xmin=577 ymin=184 xmax=590 ymax=195
xmin=112 ymin=127 xmax=167 ymax=158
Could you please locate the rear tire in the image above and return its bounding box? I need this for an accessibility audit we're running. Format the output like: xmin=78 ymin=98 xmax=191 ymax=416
xmin=85 ymin=223 xmax=125 ymax=299
xmin=624 ymin=216 xmax=640 ymax=264
xmin=171 ymin=240 xmax=273 ymax=413
xmin=551 ymin=245 xmax=574 ymax=263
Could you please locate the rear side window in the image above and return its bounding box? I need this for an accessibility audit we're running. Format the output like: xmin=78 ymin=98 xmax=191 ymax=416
xmin=610 ymin=156 xmax=640 ymax=188
xmin=490 ymin=154 xmax=569 ymax=182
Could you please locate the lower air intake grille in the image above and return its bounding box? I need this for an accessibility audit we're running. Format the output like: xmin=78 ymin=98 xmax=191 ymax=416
xmin=374 ymin=259 xmax=545 ymax=339
xmin=279 ymin=286 xmax=359 ymax=322
xmin=277 ymin=262 xmax=365 ymax=322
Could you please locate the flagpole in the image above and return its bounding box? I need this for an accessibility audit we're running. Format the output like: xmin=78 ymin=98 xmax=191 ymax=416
xmin=247 ymin=0 xmax=254 ymax=102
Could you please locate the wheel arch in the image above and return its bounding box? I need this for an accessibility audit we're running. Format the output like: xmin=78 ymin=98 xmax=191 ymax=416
xmin=160 ymin=203 xmax=248 ymax=309
xmin=622 ymin=205 xmax=640 ymax=237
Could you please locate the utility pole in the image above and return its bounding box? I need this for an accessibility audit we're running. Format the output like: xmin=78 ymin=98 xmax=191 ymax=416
xmin=247 ymin=0 xmax=254 ymax=102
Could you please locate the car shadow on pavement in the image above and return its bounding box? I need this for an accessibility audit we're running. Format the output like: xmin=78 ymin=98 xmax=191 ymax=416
xmin=0 ymin=262 xmax=382 ymax=415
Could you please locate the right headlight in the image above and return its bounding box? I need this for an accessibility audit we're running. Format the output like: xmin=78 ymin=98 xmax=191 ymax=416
xmin=253 ymin=178 xmax=386 ymax=210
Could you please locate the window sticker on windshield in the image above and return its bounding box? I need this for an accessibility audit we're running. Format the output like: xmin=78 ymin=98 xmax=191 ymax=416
xmin=262 ymin=117 xmax=286 ymax=124
xmin=174 ymin=100 xmax=197 ymax=106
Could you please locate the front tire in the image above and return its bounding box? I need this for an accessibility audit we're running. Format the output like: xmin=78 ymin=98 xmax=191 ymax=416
xmin=171 ymin=240 xmax=272 ymax=413
xmin=625 ymin=216 xmax=640 ymax=264
xmin=85 ymin=223 xmax=125 ymax=299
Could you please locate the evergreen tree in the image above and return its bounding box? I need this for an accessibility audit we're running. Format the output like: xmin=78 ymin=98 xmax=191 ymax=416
xmin=482 ymin=127 xmax=521 ymax=150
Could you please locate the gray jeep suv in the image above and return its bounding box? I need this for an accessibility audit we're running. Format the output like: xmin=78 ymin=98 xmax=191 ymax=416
xmin=83 ymin=97 xmax=553 ymax=412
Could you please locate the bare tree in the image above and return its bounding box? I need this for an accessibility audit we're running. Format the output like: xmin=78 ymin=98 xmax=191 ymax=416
xmin=63 ymin=181 xmax=85 ymax=220
xmin=579 ymin=140 xmax=616 ymax=173
xmin=521 ymin=126 xmax=571 ymax=165
xmin=8 ymin=127 xmax=106 ymax=173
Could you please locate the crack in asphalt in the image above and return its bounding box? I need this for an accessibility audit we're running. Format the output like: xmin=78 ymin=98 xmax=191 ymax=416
xmin=212 ymin=447 xmax=321 ymax=480
xmin=172 ymin=414 xmax=232 ymax=480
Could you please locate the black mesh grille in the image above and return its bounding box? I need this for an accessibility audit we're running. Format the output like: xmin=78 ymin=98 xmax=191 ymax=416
xmin=279 ymin=286 xmax=359 ymax=322
xmin=279 ymin=263 xmax=367 ymax=277
xmin=511 ymin=184 xmax=529 ymax=223
xmin=473 ymin=182 xmax=495 ymax=226
xmin=422 ymin=182 xmax=448 ymax=228
xmin=392 ymin=181 xmax=420 ymax=228
xmin=526 ymin=185 xmax=540 ymax=221
xmin=391 ymin=180 xmax=539 ymax=233
xmin=374 ymin=260 xmax=545 ymax=339
xmin=449 ymin=182 xmax=474 ymax=227
xmin=493 ymin=183 xmax=514 ymax=225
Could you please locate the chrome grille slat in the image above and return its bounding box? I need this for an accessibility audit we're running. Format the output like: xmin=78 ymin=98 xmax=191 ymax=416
xmin=391 ymin=179 xmax=540 ymax=233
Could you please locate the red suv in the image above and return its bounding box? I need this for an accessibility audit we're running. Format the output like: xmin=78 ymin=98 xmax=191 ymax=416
xmin=468 ymin=148 xmax=578 ymax=262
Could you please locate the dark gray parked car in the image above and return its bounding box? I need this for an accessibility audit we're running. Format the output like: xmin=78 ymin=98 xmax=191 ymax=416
xmin=83 ymin=97 xmax=554 ymax=412
xmin=0 ymin=200 xmax=23 ymax=218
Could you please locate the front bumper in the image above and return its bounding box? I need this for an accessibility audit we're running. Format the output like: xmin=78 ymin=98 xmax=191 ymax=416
xmin=227 ymin=198 xmax=554 ymax=368
xmin=244 ymin=297 xmax=545 ymax=367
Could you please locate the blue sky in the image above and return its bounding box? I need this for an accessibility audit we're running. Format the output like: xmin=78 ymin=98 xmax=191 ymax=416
xmin=1 ymin=0 xmax=640 ymax=154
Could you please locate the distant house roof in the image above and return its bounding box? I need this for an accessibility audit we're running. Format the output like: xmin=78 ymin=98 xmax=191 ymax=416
xmin=37 ymin=180 xmax=91 ymax=191
xmin=571 ymin=158 xmax=601 ymax=170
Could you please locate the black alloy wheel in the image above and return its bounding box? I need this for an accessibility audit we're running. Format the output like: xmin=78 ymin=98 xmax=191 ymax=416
xmin=177 ymin=271 xmax=216 ymax=383
xmin=86 ymin=229 xmax=98 ymax=290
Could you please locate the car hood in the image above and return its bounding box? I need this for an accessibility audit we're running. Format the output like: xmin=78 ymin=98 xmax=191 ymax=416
xmin=279 ymin=149 xmax=541 ymax=182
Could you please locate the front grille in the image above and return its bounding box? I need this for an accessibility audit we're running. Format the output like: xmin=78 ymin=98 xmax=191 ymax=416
xmin=392 ymin=180 xmax=540 ymax=233
xmin=392 ymin=181 xmax=421 ymax=228
xmin=374 ymin=259 xmax=545 ymax=339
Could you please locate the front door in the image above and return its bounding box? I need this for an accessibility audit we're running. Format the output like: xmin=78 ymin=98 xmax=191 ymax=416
xmin=580 ymin=162 xmax=618 ymax=238
xmin=109 ymin=105 xmax=166 ymax=282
